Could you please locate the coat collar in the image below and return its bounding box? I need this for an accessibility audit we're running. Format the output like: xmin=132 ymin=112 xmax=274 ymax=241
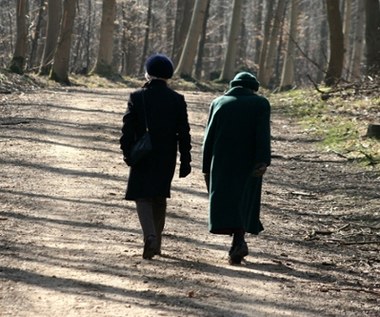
xmin=143 ymin=79 xmax=168 ymax=88
xmin=224 ymin=86 xmax=254 ymax=96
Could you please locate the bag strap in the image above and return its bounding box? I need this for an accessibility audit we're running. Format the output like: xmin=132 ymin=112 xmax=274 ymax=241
xmin=141 ymin=89 xmax=149 ymax=132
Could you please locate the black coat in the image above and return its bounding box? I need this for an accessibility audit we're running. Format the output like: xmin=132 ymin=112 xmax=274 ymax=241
xmin=120 ymin=79 xmax=191 ymax=200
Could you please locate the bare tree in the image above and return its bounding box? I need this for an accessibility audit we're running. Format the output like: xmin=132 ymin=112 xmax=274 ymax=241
xmin=28 ymin=0 xmax=45 ymax=71
xmin=342 ymin=0 xmax=352 ymax=79
xmin=40 ymin=0 xmax=62 ymax=75
xmin=365 ymin=0 xmax=380 ymax=76
xmin=194 ymin=0 xmax=210 ymax=79
xmin=325 ymin=0 xmax=344 ymax=86
xmin=94 ymin=0 xmax=116 ymax=76
xmin=219 ymin=0 xmax=243 ymax=81
xmin=350 ymin=0 xmax=365 ymax=80
xmin=260 ymin=0 xmax=287 ymax=87
xmin=257 ymin=2 xmax=275 ymax=85
xmin=174 ymin=0 xmax=209 ymax=78
xmin=139 ymin=0 xmax=152 ymax=74
xmin=50 ymin=0 xmax=76 ymax=84
xmin=172 ymin=0 xmax=195 ymax=65
xmin=9 ymin=0 xmax=28 ymax=74
xmin=280 ymin=0 xmax=300 ymax=90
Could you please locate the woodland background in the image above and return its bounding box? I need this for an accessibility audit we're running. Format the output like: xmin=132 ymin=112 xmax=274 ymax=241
xmin=1 ymin=0 xmax=380 ymax=88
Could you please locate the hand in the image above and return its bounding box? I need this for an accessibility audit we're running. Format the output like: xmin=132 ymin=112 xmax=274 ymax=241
xmin=252 ymin=163 xmax=267 ymax=177
xmin=123 ymin=156 xmax=131 ymax=166
xmin=179 ymin=162 xmax=191 ymax=178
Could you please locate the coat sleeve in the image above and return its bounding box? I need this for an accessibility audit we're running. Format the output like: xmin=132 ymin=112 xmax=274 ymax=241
xmin=202 ymin=103 xmax=216 ymax=174
xmin=177 ymin=95 xmax=192 ymax=164
xmin=120 ymin=94 xmax=137 ymax=161
xmin=254 ymin=98 xmax=271 ymax=166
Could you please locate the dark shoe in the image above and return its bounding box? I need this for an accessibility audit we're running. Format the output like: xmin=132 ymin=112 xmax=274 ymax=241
xmin=143 ymin=236 xmax=158 ymax=259
xmin=228 ymin=242 xmax=248 ymax=265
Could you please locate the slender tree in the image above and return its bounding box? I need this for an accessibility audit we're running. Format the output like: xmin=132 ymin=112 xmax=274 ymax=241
xmin=280 ymin=0 xmax=300 ymax=91
xmin=364 ymin=0 xmax=380 ymax=76
xmin=9 ymin=0 xmax=28 ymax=74
xmin=50 ymin=0 xmax=76 ymax=84
xmin=28 ymin=0 xmax=45 ymax=70
xmin=174 ymin=0 xmax=209 ymax=78
xmin=342 ymin=0 xmax=352 ymax=79
xmin=257 ymin=2 xmax=275 ymax=84
xmin=40 ymin=0 xmax=62 ymax=75
xmin=219 ymin=0 xmax=243 ymax=81
xmin=172 ymin=0 xmax=195 ymax=65
xmin=350 ymin=0 xmax=365 ymax=79
xmin=94 ymin=0 xmax=116 ymax=76
xmin=261 ymin=0 xmax=287 ymax=87
xmin=139 ymin=0 xmax=152 ymax=74
xmin=325 ymin=0 xmax=344 ymax=86
xmin=194 ymin=0 xmax=211 ymax=79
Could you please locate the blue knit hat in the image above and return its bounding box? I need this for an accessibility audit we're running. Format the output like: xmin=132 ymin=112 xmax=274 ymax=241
xmin=145 ymin=54 xmax=174 ymax=79
xmin=230 ymin=72 xmax=260 ymax=91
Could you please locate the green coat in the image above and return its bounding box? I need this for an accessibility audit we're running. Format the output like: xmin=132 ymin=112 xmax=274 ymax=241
xmin=202 ymin=87 xmax=271 ymax=235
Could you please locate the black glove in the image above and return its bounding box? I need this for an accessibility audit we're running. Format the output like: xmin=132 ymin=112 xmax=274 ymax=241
xmin=179 ymin=162 xmax=191 ymax=178
xmin=252 ymin=163 xmax=267 ymax=177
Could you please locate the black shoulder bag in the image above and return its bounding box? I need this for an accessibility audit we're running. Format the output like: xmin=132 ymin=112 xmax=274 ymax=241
xmin=129 ymin=91 xmax=152 ymax=166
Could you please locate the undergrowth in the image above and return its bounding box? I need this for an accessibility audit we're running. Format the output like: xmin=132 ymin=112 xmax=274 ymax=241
xmin=271 ymin=88 xmax=380 ymax=169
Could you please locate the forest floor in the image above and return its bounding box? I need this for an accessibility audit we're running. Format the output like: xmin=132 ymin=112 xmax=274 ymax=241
xmin=0 ymin=83 xmax=379 ymax=317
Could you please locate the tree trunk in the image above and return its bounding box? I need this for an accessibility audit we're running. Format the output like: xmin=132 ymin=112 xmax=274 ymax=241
xmin=261 ymin=0 xmax=287 ymax=87
xmin=139 ymin=0 xmax=152 ymax=74
xmin=350 ymin=0 xmax=365 ymax=80
xmin=9 ymin=0 xmax=28 ymax=74
xmin=257 ymin=3 xmax=274 ymax=84
xmin=40 ymin=0 xmax=62 ymax=75
xmin=194 ymin=0 xmax=210 ymax=80
xmin=94 ymin=0 xmax=116 ymax=76
xmin=280 ymin=0 xmax=300 ymax=91
xmin=364 ymin=0 xmax=380 ymax=76
xmin=342 ymin=0 xmax=352 ymax=79
xmin=219 ymin=0 xmax=243 ymax=81
xmin=171 ymin=0 xmax=195 ymax=66
xmin=174 ymin=0 xmax=209 ymax=78
xmin=324 ymin=0 xmax=344 ymax=86
xmin=28 ymin=0 xmax=45 ymax=71
xmin=254 ymin=1 xmax=264 ymax=67
xmin=85 ymin=0 xmax=92 ymax=73
xmin=50 ymin=0 xmax=76 ymax=84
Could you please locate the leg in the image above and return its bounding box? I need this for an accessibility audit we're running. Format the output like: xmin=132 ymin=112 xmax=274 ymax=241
xmin=152 ymin=197 xmax=167 ymax=255
xmin=136 ymin=199 xmax=158 ymax=259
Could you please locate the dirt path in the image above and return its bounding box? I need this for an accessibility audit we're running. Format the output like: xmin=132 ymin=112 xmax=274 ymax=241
xmin=0 ymin=87 xmax=379 ymax=317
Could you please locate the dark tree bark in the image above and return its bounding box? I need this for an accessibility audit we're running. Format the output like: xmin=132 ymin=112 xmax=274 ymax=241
xmin=50 ymin=0 xmax=76 ymax=84
xmin=139 ymin=0 xmax=152 ymax=74
xmin=9 ymin=0 xmax=28 ymax=74
xmin=40 ymin=0 xmax=62 ymax=75
xmin=364 ymin=0 xmax=380 ymax=76
xmin=28 ymin=0 xmax=45 ymax=70
xmin=325 ymin=0 xmax=344 ymax=86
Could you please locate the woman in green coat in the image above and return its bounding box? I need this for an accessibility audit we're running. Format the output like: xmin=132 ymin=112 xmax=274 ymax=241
xmin=202 ymin=72 xmax=271 ymax=264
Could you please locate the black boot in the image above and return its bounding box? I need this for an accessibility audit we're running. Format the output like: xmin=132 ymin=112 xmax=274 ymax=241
xmin=229 ymin=231 xmax=248 ymax=264
xmin=143 ymin=235 xmax=158 ymax=259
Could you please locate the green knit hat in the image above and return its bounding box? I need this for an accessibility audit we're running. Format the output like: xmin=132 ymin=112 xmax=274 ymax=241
xmin=230 ymin=72 xmax=260 ymax=91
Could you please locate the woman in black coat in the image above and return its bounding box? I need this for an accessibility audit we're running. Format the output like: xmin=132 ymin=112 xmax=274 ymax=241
xmin=120 ymin=54 xmax=192 ymax=259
